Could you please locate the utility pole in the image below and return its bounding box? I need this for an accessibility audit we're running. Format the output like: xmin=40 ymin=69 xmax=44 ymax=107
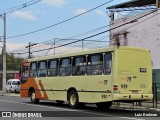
xmin=25 ymin=42 xmax=37 ymax=58
xmin=156 ymin=0 xmax=160 ymax=8
xmin=82 ymin=39 xmax=84 ymax=50
xmin=54 ymin=38 xmax=56 ymax=55
xmin=2 ymin=13 xmax=6 ymax=93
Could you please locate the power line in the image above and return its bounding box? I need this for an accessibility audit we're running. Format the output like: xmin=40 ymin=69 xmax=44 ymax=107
xmin=66 ymin=25 xmax=109 ymax=39
xmin=11 ymin=24 xmax=109 ymax=53
xmin=13 ymin=9 xmax=158 ymax=55
xmin=34 ymin=9 xmax=158 ymax=53
xmin=33 ymin=25 xmax=109 ymax=55
xmin=0 ymin=0 xmax=42 ymax=15
xmin=36 ymin=25 xmax=109 ymax=45
xmin=6 ymin=0 xmax=114 ymax=39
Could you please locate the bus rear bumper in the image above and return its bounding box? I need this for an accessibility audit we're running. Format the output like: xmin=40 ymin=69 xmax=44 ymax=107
xmin=113 ymin=94 xmax=153 ymax=101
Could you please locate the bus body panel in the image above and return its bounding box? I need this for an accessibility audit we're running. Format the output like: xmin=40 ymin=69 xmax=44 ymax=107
xmin=21 ymin=75 xmax=113 ymax=103
xmin=20 ymin=46 xmax=153 ymax=104
xmin=112 ymin=47 xmax=153 ymax=101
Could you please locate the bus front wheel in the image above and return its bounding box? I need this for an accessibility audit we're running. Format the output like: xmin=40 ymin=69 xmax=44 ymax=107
xmin=30 ymin=90 xmax=39 ymax=104
xmin=68 ymin=91 xmax=79 ymax=109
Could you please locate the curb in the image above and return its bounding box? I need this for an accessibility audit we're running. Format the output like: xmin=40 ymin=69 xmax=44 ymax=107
xmin=112 ymin=105 xmax=160 ymax=111
xmin=150 ymin=108 xmax=160 ymax=111
xmin=0 ymin=93 xmax=20 ymax=97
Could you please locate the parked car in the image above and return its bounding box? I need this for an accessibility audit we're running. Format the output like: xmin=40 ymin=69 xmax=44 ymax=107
xmin=15 ymin=85 xmax=21 ymax=93
xmin=6 ymin=79 xmax=20 ymax=93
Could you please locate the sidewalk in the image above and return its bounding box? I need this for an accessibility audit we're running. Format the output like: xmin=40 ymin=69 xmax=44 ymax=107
xmin=0 ymin=91 xmax=20 ymax=97
xmin=112 ymin=102 xmax=160 ymax=111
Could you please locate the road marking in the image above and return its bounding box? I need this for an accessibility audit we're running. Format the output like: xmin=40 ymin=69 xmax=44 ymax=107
xmin=0 ymin=99 xmax=144 ymax=119
xmin=0 ymin=99 xmax=74 ymax=111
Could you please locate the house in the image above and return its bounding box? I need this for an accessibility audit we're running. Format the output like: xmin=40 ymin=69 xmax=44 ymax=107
xmin=107 ymin=0 xmax=160 ymax=83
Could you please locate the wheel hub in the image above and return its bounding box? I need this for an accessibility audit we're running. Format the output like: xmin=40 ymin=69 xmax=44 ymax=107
xmin=70 ymin=94 xmax=76 ymax=105
xmin=31 ymin=93 xmax=35 ymax=100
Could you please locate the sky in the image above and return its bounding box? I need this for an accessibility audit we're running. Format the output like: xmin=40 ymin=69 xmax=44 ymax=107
xmin=0 ymin=0 xmax=129 ymax=55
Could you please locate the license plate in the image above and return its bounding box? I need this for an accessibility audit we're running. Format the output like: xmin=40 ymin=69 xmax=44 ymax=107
xmin=132 ymin=90 xmax=138 ymax=94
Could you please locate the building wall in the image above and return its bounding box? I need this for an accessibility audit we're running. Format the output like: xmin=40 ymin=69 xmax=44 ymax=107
xmin=0 ymin=71 xmax=19 ymax=90
xmin=110 ymin=10 xmax=160 ymax=69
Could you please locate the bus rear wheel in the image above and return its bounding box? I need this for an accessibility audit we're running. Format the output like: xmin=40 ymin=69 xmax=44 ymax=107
xmin=96 ymin=102 xmax=112 ymax=110
xmin=30 ymin=90 xmax=39 ymax=104
xmin=68 ymin=91 xmax=79 ymax=109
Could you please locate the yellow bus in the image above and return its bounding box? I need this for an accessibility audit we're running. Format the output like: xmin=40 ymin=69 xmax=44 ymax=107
xmin=20 ymin=46 xmax=153 ymax=109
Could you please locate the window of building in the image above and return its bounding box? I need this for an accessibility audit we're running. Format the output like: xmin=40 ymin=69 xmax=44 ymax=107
xmin=38 ymin=61 xmax=47 ymax=77
xmin=87 ymin=54 xmax=103 ymax=75
xmin=104 ymin=52 xmax=112 ymax=75
xmin=48 ymin=60 xmax=58 ymax=77
xmin=30 ymin=62 xmax=37 ymax=77
xmin=72 ymin=56 xmax=86 ymax=76
xmin=59 ymin=58 xmax=71 ymax=76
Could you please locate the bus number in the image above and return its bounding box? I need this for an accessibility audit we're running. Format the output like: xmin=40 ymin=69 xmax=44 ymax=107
xmin=140 ymin=68 xmax=147 ymax=73
xmin=121 ymin=84 xmax=128 ymax=89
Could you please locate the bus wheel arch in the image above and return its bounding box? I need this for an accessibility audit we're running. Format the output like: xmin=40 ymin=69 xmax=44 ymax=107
xmin=28 ymin=87 xmax=34 ymax=97
xmin=28 ymin=87 xmax=39 ymax=104
xmin=67 ymin=88 xmax=79 ymax=109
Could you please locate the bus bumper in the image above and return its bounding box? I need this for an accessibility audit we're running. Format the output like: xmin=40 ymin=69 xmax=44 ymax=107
xmin=113 ymin=94 xmax=153 ymax=101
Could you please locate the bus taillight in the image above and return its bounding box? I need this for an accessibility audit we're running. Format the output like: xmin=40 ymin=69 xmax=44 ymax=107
xmin=113 ymin=85 xmax=118 ymax=91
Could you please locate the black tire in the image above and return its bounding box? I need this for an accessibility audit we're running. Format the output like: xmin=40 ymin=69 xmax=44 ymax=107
xmin=96 ymin=102 xmax=112 ymax=110
xmin=68 ymin=91 xmax=79 ymax=109
xmin=56 ymin=100 xmax=64 ymax=105
xmin=30 ymin=90 xmax=39 ymax=104
xmin=15 ymin=90 xmax=17 ymax=94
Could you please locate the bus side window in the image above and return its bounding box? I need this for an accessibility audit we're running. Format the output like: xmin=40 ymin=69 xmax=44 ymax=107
xmin=87 ymin=54 xmax=103 ymax=75
xmin=38 ymin=61 xmax=47 ymax=77
xmin=30 ymin=62 xmax=37 ymax=77
xmin=72 ymin=56 xmax=86 ymax=76
xmin=48 ymin=60 xmax=58 ymax=77
xmin=104 ymin=53 xmax=112 ymax=75
xmin=59 ymin=58 xmax=71 ymax=76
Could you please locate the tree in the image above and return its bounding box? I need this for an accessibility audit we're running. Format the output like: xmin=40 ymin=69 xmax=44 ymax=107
xmin=6 ymin=53 xmax=23 ymax=71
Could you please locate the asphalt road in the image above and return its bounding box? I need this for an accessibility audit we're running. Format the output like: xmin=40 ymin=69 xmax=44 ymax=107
xmin=0 ymin=95 xmax=160 ymax=120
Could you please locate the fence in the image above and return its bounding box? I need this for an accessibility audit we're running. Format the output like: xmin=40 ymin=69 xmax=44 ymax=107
xmin=152 ymin=83 xmax=160 ymax=107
